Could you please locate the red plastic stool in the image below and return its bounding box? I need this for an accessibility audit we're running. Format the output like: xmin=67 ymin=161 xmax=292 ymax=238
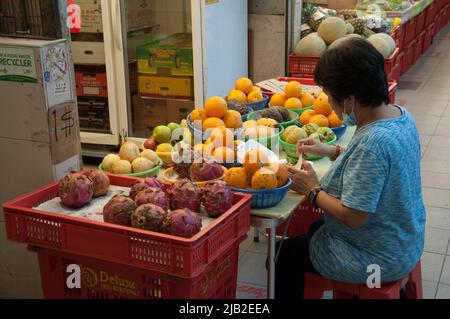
xmin=303 ymin=261 xmax=423 ymax=299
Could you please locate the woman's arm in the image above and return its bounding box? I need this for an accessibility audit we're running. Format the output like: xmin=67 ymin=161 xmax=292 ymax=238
xmin=297 ymin=138 xmax=346 ymax=159
xmin=288 ymin=163 xmax=369 ymax=229
xmin=315 ymin=191 xmax=369 ymax=229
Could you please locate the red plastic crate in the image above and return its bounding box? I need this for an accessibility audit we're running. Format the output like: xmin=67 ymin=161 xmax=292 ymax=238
xmin=75 ymin=67 xmax=108 ymax=97
xmin=2 ymin=174 xmax=252 ymax=279
xmin=401 ymin=40 xmax=416 ymax=75
xmin=425 ymin=3 xmax=437 ymax=26
xmin=276 ymin=201 xmax=323 ymax=237
xmin=415 ymin=11 xmax=426 ymax=37
xmin=31 ymin=242 xmax=240 ymax=299
xmin=391 ymin=51 xmax=403 ymax=82
xmin=423 ymin=23 xmax=435 ymax=53
xmin=414 ymin=31 xmax=426 ymax=63
xmin=289 ymin=48 xmax=399 ymax=81
xmin=392 ymin=25 xmax=405 ymax=53
xmin=403 ymin=18 xmax=417 ymax=47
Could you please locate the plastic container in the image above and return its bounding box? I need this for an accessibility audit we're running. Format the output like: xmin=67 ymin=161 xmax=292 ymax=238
xmin=98 ymin=158 xmax=162 ymax=177
xmin=247 ymin=110 xmax=299 ymax=128
xmin=384 ymin=48 xmax=399 ymax=81
xmin=391 ymin=51 xmax=403 ymax=82
xmin=425 ymin=3 xmax=437 ymax=26
xmin=245 ymin=94 xmax=269 ymax=111
xmin=388 ymin=82 xmax=398 ymax=104
xmin=423 ymin=23 xmax=435 ymax=53
xmin=2 ymin=174 xmax=252 ymax=279
xmin=403 ymin=18 xmax=417 ymax=47
xmin=280 ymin=135 xmax=337 ymax=161
xmin=269 ymin=103 xmax=314 ymax=116
xmin=402 ymin=40 xmax=416 ymax=75
xmin=414 ymin=31 xmax=426 ymax=63
xmin=160 ymin=165 xmax=228 ymax=187
xmin=31 ymin=241 xmax=241 ymax=299
xmin=245 ymin=124 xmax=285 ymax=150
xmin=391 ymin=25 xmax=405 ymax=53
xmin=231 ymin=178 xmax=292 ymax=209
xmin=276 ymin=201 xmax=324 ymax=237
xmin=415 ymin=11 xmax=426 ymax=37
xmin=331 ymin=124 xmax=348 ymax=141
xmin=186 ymin=113 xmax=243 ymax=142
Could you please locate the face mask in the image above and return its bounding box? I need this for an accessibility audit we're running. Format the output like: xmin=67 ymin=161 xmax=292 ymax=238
xmin=342 ymin=101 xmax=356 ymax=126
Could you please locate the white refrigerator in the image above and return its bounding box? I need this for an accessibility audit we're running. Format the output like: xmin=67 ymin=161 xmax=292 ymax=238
xmin=71 ymin=0 xmax=248 ymax=153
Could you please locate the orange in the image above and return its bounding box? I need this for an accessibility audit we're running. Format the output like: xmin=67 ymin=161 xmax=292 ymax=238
xmin=213 ymin=146 xmax=235 ymax=163
xmin=299 ymin=92 xmax=315 ymax=107
xmin=235 ymin=78 xmax=254 ymax=94
xmin=202 ymin=117 xmax=225 ymax=132
xmin=267 ymin=163 xmax=289 ymax=188
xmin=299 ymin=109 xmax=317 ymax=125
xmin=247 ymin=91 xmax=264 ymax=103
xmin=190 ymin=109 xmax=208 ymax=128
xmin=210 ymin=126 xmax=234 ymax=148
xmin=243 ymin=149 xmax=269 ymax=177
xmin=205 ymin=96 xmax=228 ymax=118
xmin=252 ymin=86 xmax=262 ymax=92
xmin=309 ymin=114 xmax=330 ymax=127
xmin=228 ymin=89 xmax=247 ymax=103
xmin=194 ymin=143 xmax=214 ymax=157
xmin=328 ymin=112 xmax=344 ymax=128
xmin=270 ymin=93 xmax=287 ymax=106
xmin=251 ymin=167 xmax=278 ymax=190
xmin=284 ymin=97 xmax=303 ymax=109
xmin=313 ymin=93 xmax=332 ymax=116
xmin=223 ymin=110 xmax=243 ymax=129
xmin=243 ymin=120 xmax=257 ymax=130
xmin=224 ymin=167 xmax=250 ymax=189
xmin=284 ymin=81 xmax=303 ymax=98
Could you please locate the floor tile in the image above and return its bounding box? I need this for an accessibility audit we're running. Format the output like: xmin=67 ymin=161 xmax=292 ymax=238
xmin=421 ymin=159 xmax=450 ymax=174
xmin=422 ymin=188 xmax=450 ymax=209
xmin=425 ymin=227 xmax=450 ymax=255
xmin=434 ymin=118 xmax=450 ymax=137
xmin=419 ymin=134 xmax=432 ymax=155
xmin=438 ymin=256 xmax=450 ymax=285
xmin=422 ymin=172 xmax=450 ymax=190
xmin=237 ymin=252 xmax=267 ymax=287
xmin=421 ymin=252 xmax=445 ymax=282
xmin=413 ymin=115 xmax=441 ymax=135
xmin=436 ymin=283 xmax=450 ymax=299
xmin=422 ymin=280 xmax=438 ymax=299
xmin=407 ymin=101 xmax=448 ymax=117
xmin=426 ymin=206 xmax=450 ymax=231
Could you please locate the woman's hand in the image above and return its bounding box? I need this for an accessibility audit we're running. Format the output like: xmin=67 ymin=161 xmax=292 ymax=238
xmin=297 ymin=138 xmax=336 ymax=158
xmin=288 ymin=162 xmax=321 ymax=196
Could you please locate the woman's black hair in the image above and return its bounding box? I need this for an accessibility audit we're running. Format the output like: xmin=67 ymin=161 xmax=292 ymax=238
xmin=314 ymin=37 xmax=390 ymax=107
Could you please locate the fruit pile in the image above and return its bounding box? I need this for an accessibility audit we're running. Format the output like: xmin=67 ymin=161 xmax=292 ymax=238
xmin=102 ymin=178 xmax=234 ymax=238
xmin=224 ymin=149 xmax=289 ymax=190
xmin=241 ymin=118 xmax=281 ymax=140
xmin=227 ymin=77 xmax=265 ymax=105
xmin=101 ymin=141 xmax=161 ymax=175
xmin=299 ymin=91 xmax=344 ymax=128
xmin=58 ymin=171 xmax=110 ymax=208
xmin=282 ymin=124 xmax=336 ymax=146
xmin=270 ymin=81 xmax=316 ymax=111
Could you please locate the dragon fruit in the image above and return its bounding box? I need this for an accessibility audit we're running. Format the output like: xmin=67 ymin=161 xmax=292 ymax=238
xmin=162 ymin=208 xmax=202 ymax=238
xmin=129 ymin=178 xmax=164 ymax=200
xmin=58 ymin=172 xmax=93 ymax=208
xmin=103 ymin=195 xmax=136 ymax=226
xmin=167 ymin=179 xmax=202 ymax=212
xmin=202 ymin=181 xmax=234 ymax=218
xmin=134 ymin=187 xmax=169 ymax=210
xmin=188 ymin=161 xmax=223 ymax=182
xmin=82 ymin=170 xmax=110 ymax=197
xmin=131 ymin=204 xmax=167 ymax=232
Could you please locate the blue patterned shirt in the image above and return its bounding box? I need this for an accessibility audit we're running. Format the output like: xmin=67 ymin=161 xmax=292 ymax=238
xmin=310 ymin=106 xmax=426 ymax=283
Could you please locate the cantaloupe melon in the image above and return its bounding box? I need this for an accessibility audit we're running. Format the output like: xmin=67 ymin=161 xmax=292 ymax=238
xmin=317 ymin=17 xmax=347 ymax=45
xmin=294 ymin=32 xmax=327 ymax=57
xmin=368 ymin=33 xmax=395 ymax=58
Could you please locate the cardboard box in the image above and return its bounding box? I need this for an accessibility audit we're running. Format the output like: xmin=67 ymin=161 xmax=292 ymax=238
xmin=167 ymin=100 xmax=195 ymax=123
xmin=138 ymin=74 xmax=194 ymax=99
xmin=75 ymin=66 xmax=108 ymax=97
xmin=137 ymin=33 xmax=193 ymax=76
xmin=72 ymin=41 xmax=106 ymax=65
xmin=132 ymin=95 xmax=168 ymax=134
xmin=77 ymin=97 xmax=110 ymax=133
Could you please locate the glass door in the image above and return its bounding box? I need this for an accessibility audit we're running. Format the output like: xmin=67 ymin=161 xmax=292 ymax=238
xmin=70 ymin=0 xmax=120 ymax=145
xmin=114 ymin=0 xmax=194 ymax=141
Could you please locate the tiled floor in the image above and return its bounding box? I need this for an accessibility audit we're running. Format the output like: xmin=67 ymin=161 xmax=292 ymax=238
xmin=236 ymin=22 xmax=450 ymax=299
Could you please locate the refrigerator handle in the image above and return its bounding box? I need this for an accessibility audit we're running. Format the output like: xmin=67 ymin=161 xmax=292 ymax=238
xmin=111 ymin=0 xmax=123 ymax=50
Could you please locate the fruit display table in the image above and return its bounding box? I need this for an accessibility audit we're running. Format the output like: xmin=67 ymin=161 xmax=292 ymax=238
xmin=250 ymin=125 xmax=356 ymax=299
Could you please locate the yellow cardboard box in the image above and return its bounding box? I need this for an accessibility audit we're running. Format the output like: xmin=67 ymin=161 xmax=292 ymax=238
xmin=138 ymin=75 xmax=194 ymax=98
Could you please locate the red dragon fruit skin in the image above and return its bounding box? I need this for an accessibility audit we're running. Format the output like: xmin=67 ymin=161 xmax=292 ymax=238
xmin=202 ymin=181 xmax=234 ymax=218
xmin=131 ymin=204 xmax=167 ymax=232
xmin=129 ymin=178 xmax=164 ymax=200
xmin=103 ymin=195 xmax=136 ymax=226
xmin=167 ymin=179 xmax=201 ymax=212
xmin=82 ymin=170 xmax=110 ymax=197
xmin=134 ymin=187 xmax=169 ymax=210
xmin=58 ymin=173 xmax=94 ymax=208
xmin=162 ymin=208 xmax=202 ymax=238
xmin=189 ymin=161 xmax=223 ymax=182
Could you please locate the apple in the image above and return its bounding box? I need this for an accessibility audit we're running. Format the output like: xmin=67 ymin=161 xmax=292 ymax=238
xmin=144 ymin=137 xmax=158 ymax=151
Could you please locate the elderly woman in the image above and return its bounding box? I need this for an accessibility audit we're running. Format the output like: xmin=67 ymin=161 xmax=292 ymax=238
xmin=275 ymin=37 xmax=425 ymax=299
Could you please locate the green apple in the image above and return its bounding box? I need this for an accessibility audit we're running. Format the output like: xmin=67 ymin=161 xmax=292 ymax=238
xmin=303 ymin=123 xmax=320 ymax=136
xmin=316 ymin=127 xmax=336 ymax=142
xmin=167 ymin=122 xmax=182 ymax=133
xmin=153 ymin=125 xmax=171 ymax=144
xmin=309 ymin=132 xmax=327 ymax=143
